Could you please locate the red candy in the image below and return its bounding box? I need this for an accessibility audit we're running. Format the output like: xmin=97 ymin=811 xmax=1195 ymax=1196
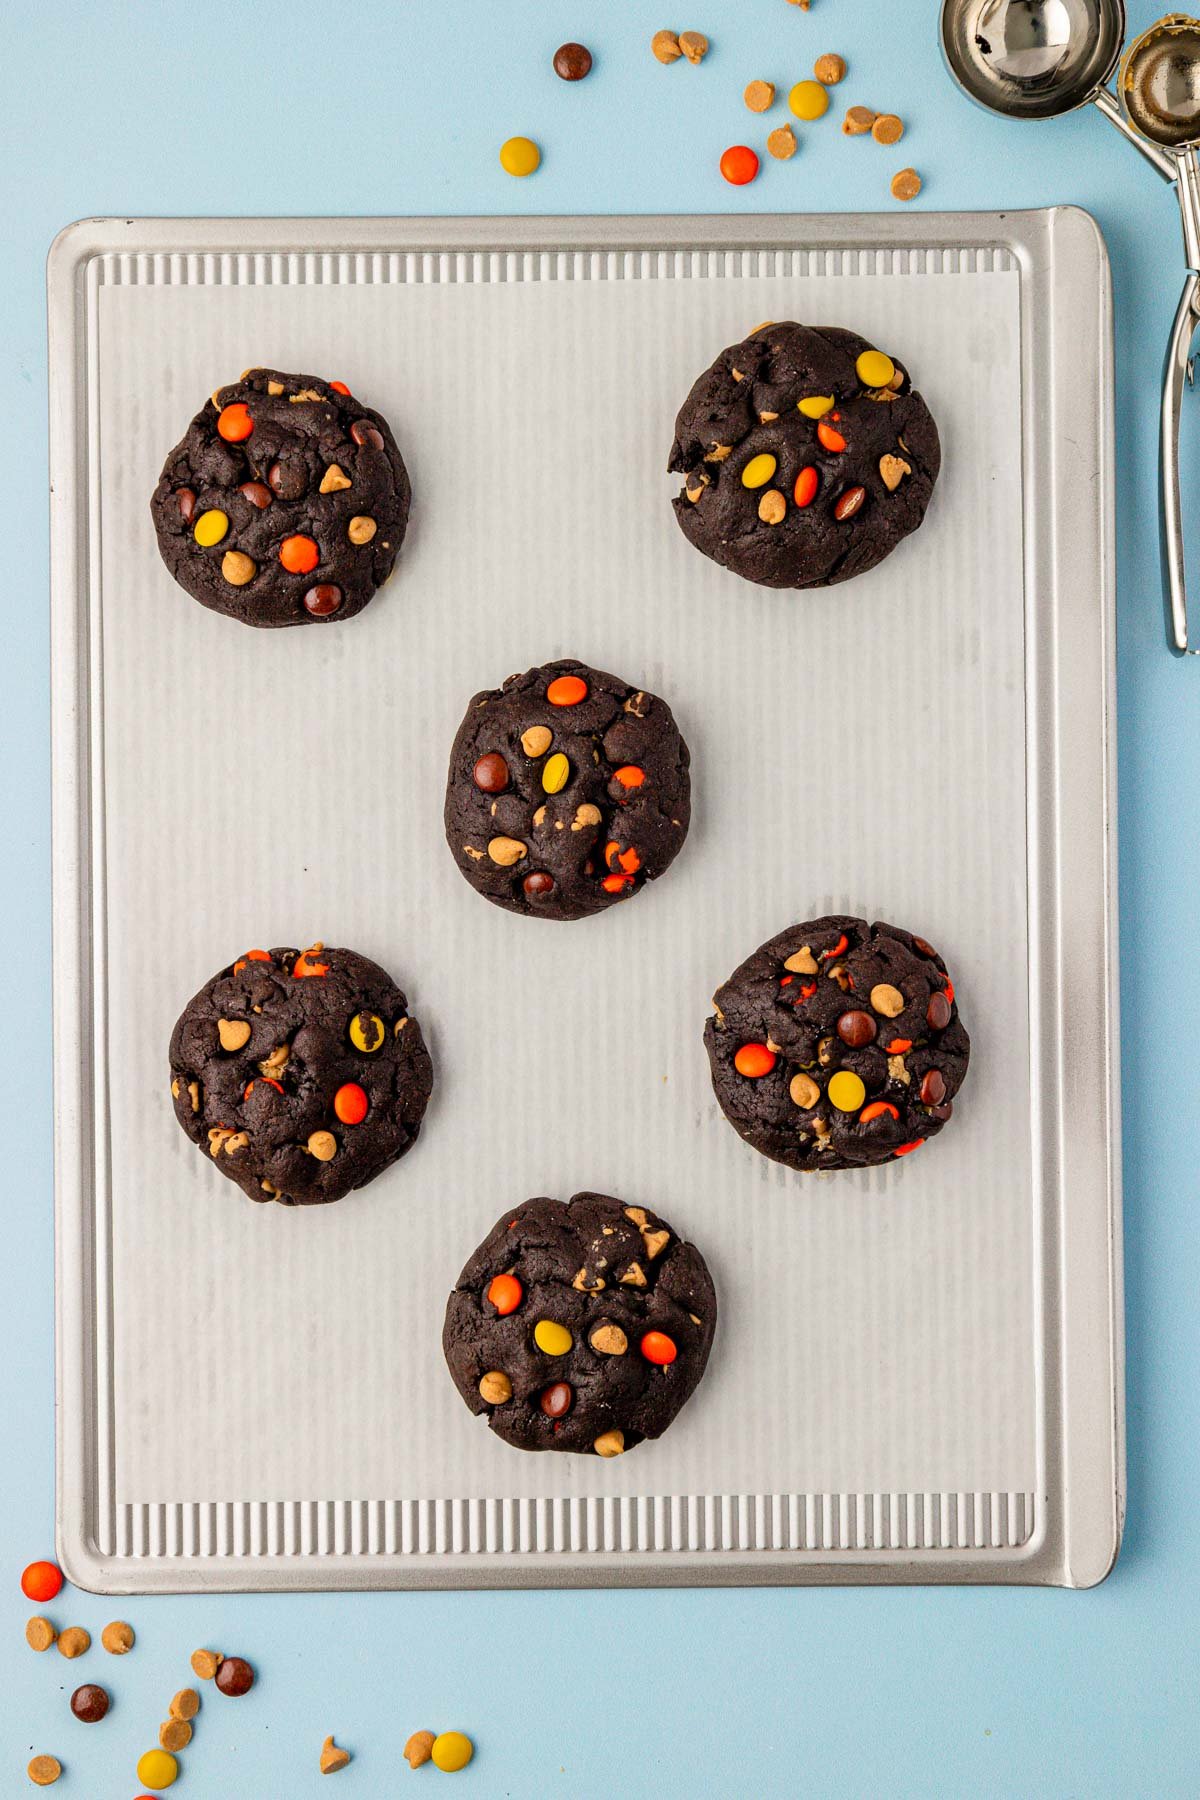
xmin=734 ymin=1043 xmax=776 ymax=1078
xmin=292 ymin=948 xmax=329 ymax=978
xmin=793 ymin=466 xmax=819 ymax=508
xmin=217 ymin=402 xmax=254 ymax=442
xmin=817 ymin=420 xmax=846 ymax=453
xmin=640 ymin=1331 xmax=677 ymax=1366
xmin=21 ymin=1561 xmax=63 ymax=1602
xmin=893 ymin=1140 xmax=923 ymax=1157
xmin=334 ymin=1082 xmax=369 ymax=1125
xmin=232 ymin=948 xmax=271 ymax=973
xmin=720 ymin=144 xmax=759 ymax=185
xmin=613 ymin=765 xmax=646 ymax=790
xmin=329 ymin=380 xmax=351 ymax=396
xmin=860 ymin=1101 xmax=900 ymax=1124
xmin=487 ymin=1273 xmax=523 ymax=1315
xmin=280 ymin=535 xmax=320 ymax=575
xmin=547 ymin=674 xmax=588 ymax=706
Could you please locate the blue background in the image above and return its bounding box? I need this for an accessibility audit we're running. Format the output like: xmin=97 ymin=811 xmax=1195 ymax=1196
xmin=2 ymin=2 xmax=1197 ymax=1794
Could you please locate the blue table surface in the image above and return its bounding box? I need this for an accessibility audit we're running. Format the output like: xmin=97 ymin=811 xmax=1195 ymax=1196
xmin=3 ymin=2 xmax=1198 ymax=1794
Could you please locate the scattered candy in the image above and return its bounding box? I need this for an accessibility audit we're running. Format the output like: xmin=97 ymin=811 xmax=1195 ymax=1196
xmin=834 ymin=484 xmax=867 ymax=520
xmin=533 ymin=1318 xmax=573 ymax=1356
xmin=744 ymin=79 xmax=775 ymax=112
xmin=350 ymin=420 xmax=385 ymax=451
xmin=921 ymin=1069 xmax=948 ymax=1106
xmin=348 ymin=1011 xmax=385 ymax=1053
xmin=735 ymin=1042 xmax=776 ymax=1078
xmin=817 ymin=420 xmax=846 ymax=452
xmin=741 ymin=452 xmax=777 ymax=488
xmin=333 ymin=1083 xmax=369 ymax=1125
xmin=478 ymin=1370 xmax=513 ymax=1404
xmin=523 ymin=871 xmax=555 ymax=898
xmin=788 ymin=79 xmax=830 ymax=120
xmin=886 ymin=1038 xmax=913 ymax=1054
xmin=303 ymin=583 xmax=342 ymax=624
xmin=192 ymin=508 xmax=228 ymax=547
xmin=136 ymin=1748 xmax=178 ymax=1789
xmin=856 ymin=349 xmax=895 ymax=388
xmin=813 ymin=52 xmax=847 ymax=84
xmin=26 ymin=1756 xmax=61 ymax=1787
xmin=872 ymin=113 xmax=904 ymax=145
xmin=487 ymin=1273 xmax=523 ymax=1315
xmin=541 ymin=751 xmax=571 ymax=794
xmin=720 ymin=144 xmax=759 ymax=185
xmin=540 ymin=1381 xmax=573 ymax=1419
xmin=613 ymin=764 xmax=646 ymax=789
xmin=26 ymin=1616 xmax=56 ymax=1651
xmin=280 ymin=534 xmax=319 ymax=574
xmin=175 ymin=488 xmax=196 ymax=522
xmin=891 ymin=167 xmax=922 ymax=201
xmin=293 ymin=945 xmax=329 ymax=978
xmin=827 ymin=1070 xmax=867 ymax=1113
xmin=894 ymin=1140 xmax=923 ymax=1157
xmin=214 ymin=1655 xmax=255 ymax=1697
xmin=836 ymin=1009 xmax=877 ymax=1048
xmin=239 ymin=480 xmax=272 ymax=509
xmin=216 ymin=402 xmax=253 ymax=442
xmin=329 ymin=380 xmax=352 ymax=396
xmin=57 ymin=1626 xmax=90 ymax=1659
xmin=473 ymin=751 xmax=509 ymax=793
xmin=499 ymin=136 xmax=541 ymax=177
xmin=321 ymin=1735 xmax=352 ymax=1774
xmin=405 ymin=1730 xmax=436 ymax=1769
xmin=640 ymin=1330 xmax=678 ymax=1365
xmin=190 ymin=1649 xmax=223 ymax=1680
xmin=594 ymin=1428 xmax=626 ymax=1457
xmin=843 ymin=105 xmax=877 ymax=135
xmin=70 ymin=1684 xmax=109 ymax=1723
xmin=860 ymin=1101 xmax=900 ymax=1124
xmin=553 ymin=41 xmax=592 ymax=80
xmin=793 ymin=466 xmax=819 ymax=507
xmin=798 ymin=394 xmax=835 ymax=418
xmin=431 ymin=1732 xmax=475 ymax=1773
xmin=547 ymin=674 xmax=588 ymax=705
xmin=926 ymin=991 xmax=951 ymax=1030
xmin=766 ymin=124 xmax=797 ymax=159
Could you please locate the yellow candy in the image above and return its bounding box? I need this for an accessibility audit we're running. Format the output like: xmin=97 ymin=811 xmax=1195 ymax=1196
xmin=193 ymin=508 xmax=228 ymax=547
xmin=533 ymin=1318 xmax=573 ymax=1356
xmin=740 ymin=453 xmax=777 ymax=489
xmin=541 ymin=752 xmax=570 ymax=794
xmin=856 ymin=349 xmax=895 ymax=389
xmin=788 ymin=79 xmax=830 ymax=121
xmin=499 ymin=136 xmax=540 ymax=177
xmin=431 ymin=1732 xmax=474 ymax=1773
xmin=136 ymin=1749 xmax=179 ymax=1790
xmin=798 ymin=395 xmax=835 ymax=419
xmin=349 ymin=1011 xmax=385 ymax=1053
xmin=827 ymin=1071 xmax=867 ymax=1114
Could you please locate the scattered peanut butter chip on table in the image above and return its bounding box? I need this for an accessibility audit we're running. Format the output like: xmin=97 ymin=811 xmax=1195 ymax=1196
xmin=101 ymin=1620 xmax=134 ymax=1654
xmin=744 ymin=79 xmax=775 ymax=112
xmin=404 ymin=1730 xmax=436 ymax=1769
xmin=169 ymin=1688 xmax=200 ymax=1721
xmin=25 ymin=1617 xmax=56 ymax=1652
xmin=813 ymin=53 xmax=846 ymax=84
xmin=891 ymin=167 xmax=922 ymax=201
xmin=767 ymin=124 xmax=797 ymax=159
xmin=678 ymin=30 xmax=708 ymax=63
xmin=27 ymin=1756 xmax=62 ymax=1787
xmin=160 ymin=1718 xmax=193 ymax=1752
xmin=191 ymin=1649 xmax=223 ymax=1680
xmin=56 ymin=1626 xmax=89 ymax=1659
xmin=843 ymin=105 xmax=877 ymax=135
xmin=872 ymin=112 xmax=904 ymax=144
xmin=320 ymin=1736 xmax=352 ymax=1774
xmin=651 ymin=28 xmax=681 ymax=61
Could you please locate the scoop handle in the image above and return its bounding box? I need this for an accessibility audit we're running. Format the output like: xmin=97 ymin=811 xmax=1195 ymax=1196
xmin=1162 ymin=269 xmax=1200 ymax=654
xmin=1092 ymin=87 xmax=1179 ymax=182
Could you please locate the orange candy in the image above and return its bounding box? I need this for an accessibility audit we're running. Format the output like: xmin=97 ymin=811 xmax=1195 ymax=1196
xmin=21 ymin=1561 xmax=63 ymax=1602
xmin=613 ymin=765 xmax=646 ymax=789
xmin=734 ymin=1043 xmax=776 ymax=1078
xmin=817 ymin=420 xmax=846 ymax=453
xmin=293 ymin=949 xmax=329 ymax=978
xmin=280 ymin=535 xmax=320 ymax=574
xmin=232 ymin=948 xmax=271 ymax=973
xmin=217 ymin=402 xmax=254 ymax=442
xmin=640 ymin=1331 xmax=678 ymax=1366
xmin=601 ymin=872 xmax=632 ymax=894
xmin=243 ymin=1078 xmax=283 ymax=1099
xmin=334 ymin=1082 xmax=369 ymax=1125
xmin=547 ymin=674 xmax=588 ymax=706
xmin=793 ymin=466 xmax=819 ymax=508
xmin=487 ymin=1273 xmax=523 ymax=1315
xmin=893 ymin=1140 xmax=923 ymax=1157
xmin=329 ymin=380 xmax=351 ymax=396
xmin=944 ymin=980 xmax=955 ymax=1004
xmin=719 ymin=144 xmax=760 ymax=185
xmin=821 ymin=933 xmax=849 ymax=960
xmin=885 ymin=1038 xmax=913 ymax=1054
xmin=860 ymin=1101 xmax=900 ymax=1124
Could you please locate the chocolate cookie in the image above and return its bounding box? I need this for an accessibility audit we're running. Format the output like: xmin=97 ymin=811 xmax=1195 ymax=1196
xmin=442 ymin=1193 xmax=717 ymax=1456
xmin=705 ymin=915 xmax=968 ymax=1171
xmin=169 ymin=942 xmax=432 ymax=1205
xmin=668 ymin=322 xmax=940 ymax=588
xmin=443 ymin=659 xmax=691 ymax=921
xmin=150 ymin=368 xmax=410 ymax=626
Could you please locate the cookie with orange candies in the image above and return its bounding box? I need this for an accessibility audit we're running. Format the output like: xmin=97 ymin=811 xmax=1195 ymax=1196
xmin=443 ymin=659 xmax=691 ymax=921
xmin=150 ymin=368 xmax=410 ymax=626
xmin=668 ymin=322 xmax=940 ymax=588
xmin=168 ymin=943 xmax=432 ymax=1205
xmin=442 ymin=1193 xmax=717 ymax=1454
xmin=705 ymin=914 xmax=969 ymax=1170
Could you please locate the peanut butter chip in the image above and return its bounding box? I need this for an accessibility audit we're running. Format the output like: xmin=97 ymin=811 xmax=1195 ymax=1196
xmin=790 ymin=1072 xmax=821 ymax=1109
xmin=320 ymin=1736 xmax=352 ymax=1774
xmin=289 ymin=387 xmax=324 ymax=403
xmin=404 ymin=1731 xmax=436 ymax=1769
xmin=651 ymin=28 xmax=680 ymax=61
xmin=26 ymin=1617 xmax=56 ymax=1652
xmin=170 ymin=1688 xmax=200 ymax=1720
xmin=744 ymin=79 xmax=775 ymax=112
xmin=478 ymin=1370 xmax=513 ymax=1405
xmin=704 ymin=443 xmax=732 ymax=462
xmin=319 ymin=463 xmax=352 ymax=494
xmin=590 ymin=1323 xmax=628 ymax=1355
xmin=57 ymin=1626 xmax=90 ymax=1659
xmin=843 ymin=105 xmax=877 ymax=135
xmin=160 ymin=1719 xmax=193 ymax=1752
xmin=187 ymin=1080 xmax=200 ymax=1114
xmin=758 ymin=489 xmax=787 ymax=525
xmin=891 ymin=167 xmax=922 ymax=201
xmin=347 ymin=515 xmax=377 ymax=545
xmin=27 ymin=1757 xmax=62 ymax=1787
xmin=218 ymin=1018 xmax=252 ymax=1052
xmin=767 ymin=125 xmax=797 ymax=159
xmin=221 ymin=550 xmax=257 ymax=587
xmin=872 ymin=113 xmax=904 ymax=145
xmin=488 ymin=835 xmax=527 ymax=866
xmin=678 ymin=30 xmax=708 ymax=63
xmin=191 ymin=1649 xmax=223 ymax=1680
xmin=267 ymin=380 xmax=285 ymax=395
xmin=171 ymin=1077 xmax=179 ymax=1099
xmin=619 ymin=1260 xmax=647 ymax=1288
xmin=594 ymin=1429 xmax=626 ymax=1457
xmin=870 ymin=982 xmax=906 ymax=1017
xmin=521 ymin=725 xmax=553 ymax=757
xmin=101 ymin=1620 xmax=134 ymax=1655
xmin=571 ymin=803 xmax=601 ymax=831
xmin=814 ymin=52 xmax=846 ymax=84
xmin=643 ymin=1228 xmax=670 ymax=1259
xmin=879 ymin=453 xmax=911 ymax=491
xmin=307 ymin=1130 xmax=337 ymax=1162
xmin=784 ymin=947 xmax=818 ymax=974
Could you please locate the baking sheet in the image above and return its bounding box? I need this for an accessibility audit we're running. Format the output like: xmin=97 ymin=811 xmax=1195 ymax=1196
xmin=50 ymin=214 xmax=1121 ymax=1587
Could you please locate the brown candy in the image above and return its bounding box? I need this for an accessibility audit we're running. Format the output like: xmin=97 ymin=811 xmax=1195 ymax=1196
xmin=523 ymin=870 xmax=555 ymax=898
xmin=553 ymin=41 xmax=592 ymax=79
xmin=473 ymin=752 xmax=509 ymax=794
xmin=836 ymin=1009 xmax=877 ymax=1048
xmin=540 ymin=1381 xmax=573 ymax=1419
xmin=920 ymin=1068 xmax=947 ymax=1106
xmin=267 ymin=458 xmax=306 ymax=499
xmin=834 ymin=485 xmax=867 ymax=521
xmin=70 ymin=1684 xmax=109 ymax=1723
xmin=238 ymin=481 xmax=273 ymax=509
xmin=175 ymin=487 xmax=197 ymax=523
xmin=350 ymin=419 xmax=384 ymax=450
xmin=303 ymin=584 xmax=343 ymax=617
xmin=912 ymin=935 xmax=937 ymax=958
xmin=926 ymin=991 xmax=952 ymax=1031
xmin=215 ymin=1655 xmax=255 ymax=1697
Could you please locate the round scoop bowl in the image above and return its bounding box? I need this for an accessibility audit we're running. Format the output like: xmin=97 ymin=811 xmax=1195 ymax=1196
xmin=1122 ymin=16 xmax=1200 ymax=146
xmin=941 ymin=0 xmax=1125 ymax=118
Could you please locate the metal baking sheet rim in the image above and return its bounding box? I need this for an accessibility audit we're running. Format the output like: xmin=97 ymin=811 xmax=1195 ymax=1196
xmin=47 ymin=209 xmax=1123 ymax=1593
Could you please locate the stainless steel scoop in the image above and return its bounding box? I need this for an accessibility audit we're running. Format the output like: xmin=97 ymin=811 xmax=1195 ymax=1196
xmin=941 ymin=2 xmax=1200 ymax=653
